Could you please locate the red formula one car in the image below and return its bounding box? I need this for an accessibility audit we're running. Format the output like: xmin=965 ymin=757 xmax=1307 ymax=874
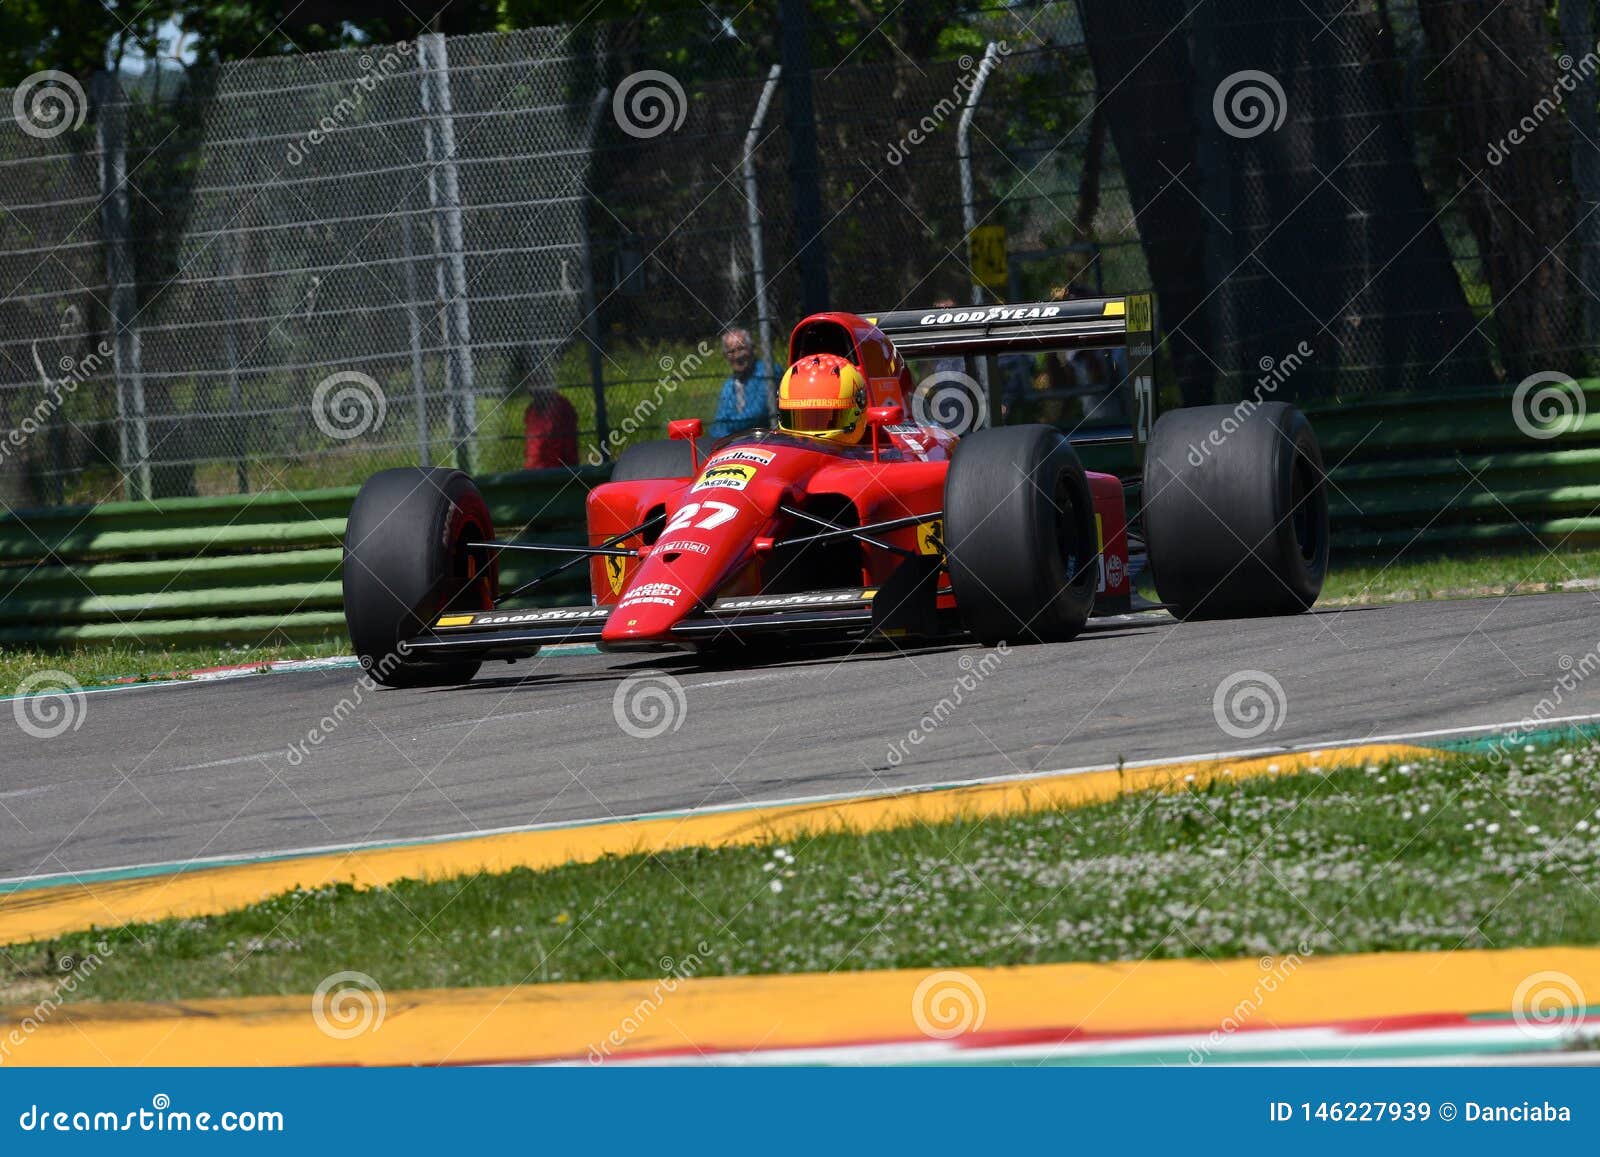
xmin=341 ymin=297 xmax=1330 ymax=685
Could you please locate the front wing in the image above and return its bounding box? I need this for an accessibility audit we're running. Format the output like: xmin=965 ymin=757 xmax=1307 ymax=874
xmin=404 ymin=588 xmax=886 ymax=659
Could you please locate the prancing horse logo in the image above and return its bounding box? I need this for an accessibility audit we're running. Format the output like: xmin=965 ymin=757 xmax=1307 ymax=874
xmin=606 ymin=554 xmax=628 ymax=595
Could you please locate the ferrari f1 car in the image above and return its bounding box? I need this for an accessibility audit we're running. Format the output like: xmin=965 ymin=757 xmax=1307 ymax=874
xmin=341 ymin=296 xmax=1330 ymax=686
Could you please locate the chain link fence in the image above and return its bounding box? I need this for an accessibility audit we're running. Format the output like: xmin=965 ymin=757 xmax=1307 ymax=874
xmin=0 ymin=0 xmax=1587 ymax=509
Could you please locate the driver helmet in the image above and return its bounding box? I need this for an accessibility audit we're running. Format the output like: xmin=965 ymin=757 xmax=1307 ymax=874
xmin=777 ymin=353 xmax=869 ymax=443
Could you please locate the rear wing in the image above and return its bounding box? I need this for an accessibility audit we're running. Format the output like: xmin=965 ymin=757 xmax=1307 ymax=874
xmin=868 ymin=294 xmax=1160 ymax=468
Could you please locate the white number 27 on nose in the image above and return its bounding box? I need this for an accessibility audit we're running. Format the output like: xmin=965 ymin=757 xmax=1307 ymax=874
xmin=664 ymin=500 xmax=739 ymax=534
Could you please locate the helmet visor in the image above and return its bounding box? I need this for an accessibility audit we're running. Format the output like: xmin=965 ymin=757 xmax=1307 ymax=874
xmin=786 ymin=406 xmax=846 ymax=432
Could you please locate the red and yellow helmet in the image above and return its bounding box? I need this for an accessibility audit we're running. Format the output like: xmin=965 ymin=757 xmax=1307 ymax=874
xmin=778 ymin=353 xmax=868 ymax=443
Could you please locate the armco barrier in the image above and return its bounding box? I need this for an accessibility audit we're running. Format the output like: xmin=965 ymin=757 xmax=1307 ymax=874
xmin=0 ymin=469 xmax=605 ymax=648
xmin=2 ymin=387 xmax=1596 ymax=648
xmin=1305 ymin=381 xmax=1600 ymax=552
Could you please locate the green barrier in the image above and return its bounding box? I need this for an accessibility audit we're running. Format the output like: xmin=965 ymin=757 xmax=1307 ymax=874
xmin=1305 ymin=382 xmax=1600 ymax=554
xmin=0 ymin=468 xmax=606 ymax=647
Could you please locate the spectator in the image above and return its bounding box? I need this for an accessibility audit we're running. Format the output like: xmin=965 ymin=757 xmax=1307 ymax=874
xmin=710 ymin=328 xmax=775 ymax=438
xmin=524 ymin=385 xmax=578 ymax=470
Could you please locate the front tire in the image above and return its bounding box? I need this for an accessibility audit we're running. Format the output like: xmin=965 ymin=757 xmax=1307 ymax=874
xmin=944 ymin=424 xmax=1099 ymax=646
xmin=1142 ymin=401 xmax=1329 ymax=619
xmin=342 ymin=467 xmax=497 ymax=686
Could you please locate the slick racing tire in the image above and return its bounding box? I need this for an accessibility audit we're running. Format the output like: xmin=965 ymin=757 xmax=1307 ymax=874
xmin=343 ymin=467 xmax=497 ymax=687
xmin=611 ymin=439 xmax=696 ymax=482
xmin=1142 ymin=401 xmax=1329 ymax=620
xmin=944 ymin=424 xmax=1099 ymax=646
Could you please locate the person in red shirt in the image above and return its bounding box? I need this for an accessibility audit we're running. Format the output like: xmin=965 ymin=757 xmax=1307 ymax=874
xmin=523 ymin=386 xmax=578 ymax=470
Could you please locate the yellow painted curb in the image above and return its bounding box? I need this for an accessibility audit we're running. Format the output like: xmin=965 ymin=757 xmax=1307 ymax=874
xmin=1 ymin=945 xmax=1586 ymax=1066
xmin=0 ymin=743 xmax=1435 ymax=946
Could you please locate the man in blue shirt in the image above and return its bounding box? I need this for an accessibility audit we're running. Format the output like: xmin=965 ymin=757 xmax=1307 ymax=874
xmin=710 ymin=328 xmax=775 ymax=438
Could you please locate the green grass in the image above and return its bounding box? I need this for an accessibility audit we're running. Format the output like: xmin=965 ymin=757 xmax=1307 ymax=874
xmin=9 ymin=740 xmax=1600 ymax=1004
xmin=1319 ymin=548 xmax=1600 ymax=605
xmin=0 ymin=637 xmax=350 ymax=693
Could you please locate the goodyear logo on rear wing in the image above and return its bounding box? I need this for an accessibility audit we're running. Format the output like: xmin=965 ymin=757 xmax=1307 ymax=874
xmin=917 ymin=305 xmax=1062 ymax=326
xmin=691 ymin=462 xmax=757 ymax=492
xmin=434 ymin=606 xmax=610 ymax=629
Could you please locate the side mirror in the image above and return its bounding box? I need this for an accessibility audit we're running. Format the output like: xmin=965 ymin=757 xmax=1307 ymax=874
xmin=667 ymin=418 xmax=703 ymax=472
xmin=865 ymin=404 xmax=903 ymax=427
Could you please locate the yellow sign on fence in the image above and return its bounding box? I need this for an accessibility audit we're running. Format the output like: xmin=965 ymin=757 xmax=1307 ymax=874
xmin=969 ymin=225 xmax=1008 ymax=291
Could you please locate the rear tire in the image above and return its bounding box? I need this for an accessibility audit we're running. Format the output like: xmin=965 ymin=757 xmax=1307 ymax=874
xmin=611 ymin=439 xmax=695 ymax=482
xmin=944 ymin=424 xmax=1099 ymax=645
xmin=1142 ymin=401 xmax=1329 ymax=620
xmin=342 ymin=467 xmax=497 ymax=687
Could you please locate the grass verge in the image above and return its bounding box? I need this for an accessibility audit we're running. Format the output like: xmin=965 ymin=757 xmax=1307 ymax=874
xmin=1318 ymin=548 xmax=1600 ymax=605
xmin=7 ymin=739 xmax=1599 ymax=1004
xmin=0 ymin=638 xmax=351 ymax=693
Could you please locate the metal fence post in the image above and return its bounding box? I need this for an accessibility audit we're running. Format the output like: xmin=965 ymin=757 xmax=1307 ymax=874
xmin=420 ymin=32 xmax=477 ymax=473
xmin=224 ymin=224 xmax=248 ymax=492
xmin=958 ymin=43 xmax=1002 ymax=308
xmin=744 ymin=64 xmax=782 ymax=414
xmin=582 ymin=86 xmax=611 ymax=456
xmin=92 ymin=72 xmax=150 ymax=502
xmin=399 ymin=200 xmax=432 ymax=467
xmin=957 ymin=43 xmax=1002 ymax=420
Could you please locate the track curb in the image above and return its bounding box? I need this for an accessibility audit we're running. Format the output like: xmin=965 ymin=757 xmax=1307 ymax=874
xmin=3 ymin=945 xmax=1596 ymax=1066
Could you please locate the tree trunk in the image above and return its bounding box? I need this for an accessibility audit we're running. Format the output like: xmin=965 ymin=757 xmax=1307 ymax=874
xmin=1418 ymin=0 xmax=1572 ymax=380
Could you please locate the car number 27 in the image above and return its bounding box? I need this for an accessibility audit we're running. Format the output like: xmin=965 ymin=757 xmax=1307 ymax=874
xmin=664 ymin=500 xmax=739 ymax=535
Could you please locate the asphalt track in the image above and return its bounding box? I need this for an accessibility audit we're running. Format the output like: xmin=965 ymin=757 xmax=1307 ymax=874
xmin=4 ymin=592 xmax=1600 ymax=881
